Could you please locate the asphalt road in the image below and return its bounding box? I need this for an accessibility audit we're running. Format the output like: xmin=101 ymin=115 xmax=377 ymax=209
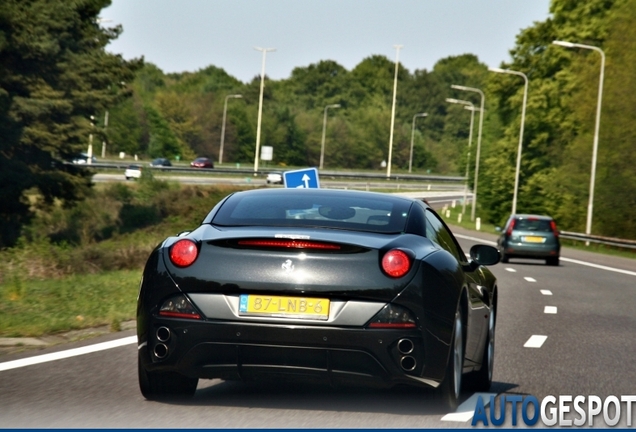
xmin=1 ymin=227 xmax=635 ymax=427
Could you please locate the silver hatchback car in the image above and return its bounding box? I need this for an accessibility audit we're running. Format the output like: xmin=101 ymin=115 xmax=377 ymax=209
xmin=497 ymin=214 xmax=560 ymax=266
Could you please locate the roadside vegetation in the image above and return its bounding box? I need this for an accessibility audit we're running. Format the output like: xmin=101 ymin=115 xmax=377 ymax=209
xmin=0 ymin=175 xmax=247 ymax=337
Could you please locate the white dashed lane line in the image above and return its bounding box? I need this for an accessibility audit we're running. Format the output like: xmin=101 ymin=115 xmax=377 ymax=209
xmin=544 ymin=306 xmax=557 ymax=314
xmin=524 ymin=277 xmax=537 ymax=282
xmin=505 ymin=267 xmax=517 ymax=272
xmin=524 ymin=335 xmax=548 ymax=348
xmin=540 ymin=289 xmax=553 ymax=295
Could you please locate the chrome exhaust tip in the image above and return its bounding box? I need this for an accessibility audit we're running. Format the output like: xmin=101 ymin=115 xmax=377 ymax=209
xmin=156 ymin=326 xmax=171 ymax=342
xmin=154 ymin=343 xmax=168 ymax=359
xmin=400 ymin=355 xmax=416 ymax=371
xmin=397 ymin=338 xmax=414 ymax=354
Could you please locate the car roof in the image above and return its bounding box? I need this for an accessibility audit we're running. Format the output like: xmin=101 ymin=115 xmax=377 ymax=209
xmin=510 ymin=214 xmax=555 ymax=220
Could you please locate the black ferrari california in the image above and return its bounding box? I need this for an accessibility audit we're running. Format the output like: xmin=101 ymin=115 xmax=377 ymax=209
xmin=137 ymin=188 xmax=500 ymax=408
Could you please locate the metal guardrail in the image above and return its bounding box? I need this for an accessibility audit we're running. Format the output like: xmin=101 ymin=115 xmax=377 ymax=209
xmin=74 ymin=162 xmax=467 ymax=183
xmin=560 ymin=231 xmax=636 ymax=250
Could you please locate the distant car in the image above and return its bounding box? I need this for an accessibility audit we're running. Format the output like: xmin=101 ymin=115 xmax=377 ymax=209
xmin=266 ymin=171 xmax=283 ymax=184
xmin=190 ymin=157 xmax=214 ymax=169
xmin=72 ymin=153 xmax=97 ymax=164
xmin=497 ymin=214 xmax=561 ymax=266
xmin=150 ymin=158 xmax=172 ymax=167
xmin=136 ymin=188 xmax=501 ymax=409
xmin=125 ymin=164 xmax=143 ymax=180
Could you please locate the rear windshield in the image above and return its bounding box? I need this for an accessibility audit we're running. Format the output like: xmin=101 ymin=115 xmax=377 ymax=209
xmin=211 ymin=191 xmax=412 ymax=234
xmin=515 ymin=218 xmax=553 ymax=232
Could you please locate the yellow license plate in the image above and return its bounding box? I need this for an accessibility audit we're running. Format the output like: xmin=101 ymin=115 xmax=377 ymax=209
xmin=239 ymin=294 xmax=330 ymax=320
xmin=524 ymin=236 xmax=545 ymax=243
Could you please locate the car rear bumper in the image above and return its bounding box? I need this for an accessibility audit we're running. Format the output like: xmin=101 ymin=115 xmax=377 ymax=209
xmin=138 ymin=317 xmax=442 ymax=389
xmin=502 ymin=242 xmax=559 ymax=258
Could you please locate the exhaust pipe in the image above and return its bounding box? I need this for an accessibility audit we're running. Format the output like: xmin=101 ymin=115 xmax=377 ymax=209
xmin=397 ymin=338 xmax=414 ymax=354
xmin=154 ymin=343 xmax=168 ymax=359
xmin=400 ymin=355 xmax=416 ymax=371
xmin=156 ymin=326 xmax=171 ymax=342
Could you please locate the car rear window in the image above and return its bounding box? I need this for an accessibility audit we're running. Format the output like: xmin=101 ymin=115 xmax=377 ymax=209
xmin=211 ymin=191 xmax=412 ymax=233
xmin=514 ymin=218 xmax=553 ymax=232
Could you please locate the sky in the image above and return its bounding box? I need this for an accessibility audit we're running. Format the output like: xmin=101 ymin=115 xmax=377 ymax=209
xmin=102 ymin=0 xmax=553 ymax=83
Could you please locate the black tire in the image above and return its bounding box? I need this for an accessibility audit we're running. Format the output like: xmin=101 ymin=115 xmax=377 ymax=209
xmin=546 ymin=256 xmax=559 ymax=266
xmin=501 ymin=254 xmax=509 ymax=263
xmin=438 ymin=310 xmax=464 ymax=410
xmin=138 ymin=354 xmax=198 ymax=401
xmin=465 ymin=301 xmax=495 ymax=392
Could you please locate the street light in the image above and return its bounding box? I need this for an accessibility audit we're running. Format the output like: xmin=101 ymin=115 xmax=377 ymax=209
xmin=387 ymin=44 xmax=403 ymax=178
xmin=87 ymin=115 xmax=95 ymax=164
xmin=446 ymin=98 xmax=477 ymax=215
xmin=553 ymin=40 xmax=605 ymax=239
xmin=489 ymin=67 xmax=529 ymax=216
xmin=101 ymin=110 xmax=109 ymax=158
xmin=254 ymin=47 xmax=275 ymax=174
xmin=409 ymin=113 xmax=427 ymax=173
xmin=219 ymin=94 xmax=243 ymax=165
xmin=451 ymin=85 xmax=485 ymax=221
xmin=319 ymin=104 xmax=340 ymax=170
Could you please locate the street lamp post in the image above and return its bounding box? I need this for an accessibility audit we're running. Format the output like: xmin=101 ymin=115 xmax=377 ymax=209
xmin=254 ymin=47 xmax=275 ymax=174
xmin=100 ymin=110 xmax=109 ymax=159
xmin=387 ymin=44 xmax=403 ymax=178
xmin=409 ymin=113 xmax=427 ymax=173
xmin=553 ymin=40 xmax=605 ymax=239
xmin=87 ymin=115 xmax=95 ymax=164
xmin=489 ymin=68 xmax=529 ymax=216
xmin=319 ymin=104 xmax=341 ymax=170
xmin=219 ymin=94 xmax=243 ymax=165
xmin=446 ymin=98 xmax=476 ymax=215
xmin=451 ymin=85 xmax=485 ymax=221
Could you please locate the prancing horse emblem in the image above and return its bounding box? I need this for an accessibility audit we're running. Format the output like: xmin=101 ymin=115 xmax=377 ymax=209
xmin=282 ymin=259 xmax=295 ymax=273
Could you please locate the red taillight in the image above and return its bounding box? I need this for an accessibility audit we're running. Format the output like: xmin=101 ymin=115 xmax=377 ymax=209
xmin=381 ymin=249 xmax=412 ymax=278
xmin=506 ymin=219 xmax=516 ymax=236
xmin=368 ymin=322 xmax=416 ymax=329
xmin=550 ymin=220 xmax=559 ymax=237
xmin=238 ymin=239 xmax=340 ymax=250
xmin=169 ymin=239 xmax=199 ymax=267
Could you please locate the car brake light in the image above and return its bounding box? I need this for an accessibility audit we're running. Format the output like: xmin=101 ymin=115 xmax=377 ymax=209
xmin=238 ymin=239 xmax=340 ymax=250
xmin=367 ymin=304 xmax=416 ymax=328
xmin=159 ymin=294 xmax=201 ymax=319
xmin=506 ymin=219 xmax=516 ymax=236
xmin=550 ymin=220 xmax=559 ymax=237
xmin=169 ymin=239 xmax=199 ymax=267
xmin=381 ymin=249 xmax=412 ymax=278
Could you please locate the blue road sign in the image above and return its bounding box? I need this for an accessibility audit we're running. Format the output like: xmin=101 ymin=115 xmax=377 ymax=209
xmin=283 ymin=167 xmax=320 ymax=189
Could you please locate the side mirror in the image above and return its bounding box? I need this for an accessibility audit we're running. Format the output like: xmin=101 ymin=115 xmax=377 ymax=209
xmin=469 ymin=244 xmax=500 ymax=266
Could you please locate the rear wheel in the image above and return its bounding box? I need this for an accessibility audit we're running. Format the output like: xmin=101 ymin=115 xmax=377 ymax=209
xmin=138 ymin=354 xmax=198 ymax=401
xmin=466 ymin=302 xmax=495 ymax=391
xmin=546 ymin=256 xmax=559 ymax=266
xmin=501 ymin=254 xmax=509 ymax=263
xmin=438 ymin=310 xmax=464 ymax=410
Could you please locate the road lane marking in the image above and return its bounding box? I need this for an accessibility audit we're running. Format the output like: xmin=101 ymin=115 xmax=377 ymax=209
xmin=524 ymin=335 xmax=548 ymax=348
xmin=441 ymin=392 xmax=497 ymax=422
xmin=540 ymin=289 xmax=553 ymax=295
xmin=544 ymin=306 xmax=557 ymax=314
xmin=505 ymin=268 xmax=517 ymax=272
xmin=524 ymin=277 xmax=537 ymax=282
xmin=0 ymin=336 xmax=137 ymax=372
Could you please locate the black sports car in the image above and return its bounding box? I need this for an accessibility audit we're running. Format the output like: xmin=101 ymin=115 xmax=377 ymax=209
xmin=137 ymin=188 xmax=500 ymax=408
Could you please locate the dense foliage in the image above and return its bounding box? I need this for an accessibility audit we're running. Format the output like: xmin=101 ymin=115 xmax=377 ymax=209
xmin=0 ymin=0 xmax=141 ymax=248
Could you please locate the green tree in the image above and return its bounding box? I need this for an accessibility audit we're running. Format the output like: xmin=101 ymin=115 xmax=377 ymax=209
xmin=0 ymin=0 xmax=141 ymax=248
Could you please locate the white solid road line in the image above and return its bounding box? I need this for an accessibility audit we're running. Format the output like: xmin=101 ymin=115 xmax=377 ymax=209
xmin=524 ymin=335 xmax=548 ymax=348
xmin=540 ymin=289 xmax=553 ymax=295
xmin=524 ymin=277 xmax=537 ymax=282
xmin=441 ymin=392 xmax=497 ymax=422
xmin=544 ymin=306 xmax=557 ymax=314
xmin=0 ymin=336 xmax=137 ymax=372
